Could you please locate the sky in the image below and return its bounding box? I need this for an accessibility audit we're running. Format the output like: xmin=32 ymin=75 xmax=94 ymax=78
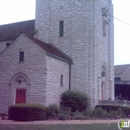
xmin=0 ymin=0 xmax=129 ymax=65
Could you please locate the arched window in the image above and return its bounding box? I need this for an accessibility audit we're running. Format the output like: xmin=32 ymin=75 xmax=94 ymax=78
xmin=16 ymin=76 xmax=26 ymax=84
xmin=101 ymin=65 xmax=106 ymax=77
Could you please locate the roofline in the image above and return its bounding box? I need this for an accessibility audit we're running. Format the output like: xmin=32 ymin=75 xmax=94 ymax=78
xmin=0 ymin=19 xmax=35 ymax=26
xmin=121 ymin=66 xmax=130 ymax=77
xmin=0 ymin=39 xmax=14 ymax=42
xmin=49 ymin=43 xmax=72 ymax=61
xmin=47 ymin=53 xmax=73 ymax=64
xmin=114 ymin=76 xmax=121 ymax=77
xmin=0 ymin=30 xmax=38 ymax=42
xmin=0 ymin=19 xmax=36 ymax=41
xmin=115 ymin=64 xmax=130 ymax=66
xmin=114 ymin=64 xmax=130 ymax=77
xmin=115 ymin=81 xmax=130 ymax=85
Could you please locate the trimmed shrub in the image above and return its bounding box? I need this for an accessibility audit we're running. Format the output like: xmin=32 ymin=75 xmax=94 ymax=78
xmin=58 ymin=114 xmax=67 ymax=120
xmin=95 ymin=105 xmax=130 ymax=116
xmin=47 ymin=104 xmax=59 ymax=119
xmin=61 ymin=90 xmax=89 ymax=112
xmin=72 ymin=110 xmax=84 ymax=116
xmin=8 ymin=104 xmax=47 ymax=121
xmin=74 ymin=114 xmax=85 ymax=120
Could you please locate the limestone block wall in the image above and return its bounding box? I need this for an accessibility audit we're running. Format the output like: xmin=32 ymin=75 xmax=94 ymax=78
xmin=93 ymin=0 xmax=114 ymax=105
xmin=35 ymin=0 xmax=114 ymax=108
xmin=0 ymin=34 xmax=47 ymax=113
xmin=35 ymin=0 xmax=91 ymax=96
xmin=45 ymin=56 xmax=69 ymax=106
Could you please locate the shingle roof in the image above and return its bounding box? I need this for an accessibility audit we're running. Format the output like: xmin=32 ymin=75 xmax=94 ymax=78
xmin=0 ymin=20 xmax=36 ymax=41
xmin=26 ymin=34 xmax=72 ymax=63
xmin=115 ymin=64 xmax=130 ymax=77
xmin=0 ymin=20 xmax=72 ymax=63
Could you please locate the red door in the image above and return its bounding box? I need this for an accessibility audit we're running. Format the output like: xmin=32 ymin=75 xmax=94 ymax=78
xmin=101 ymin=82 xmax=104 ymax=100
xmin=102 ymin=82 xmax=104 ymax=100
xmin=15 ymin=89 xmax=26 ymax=104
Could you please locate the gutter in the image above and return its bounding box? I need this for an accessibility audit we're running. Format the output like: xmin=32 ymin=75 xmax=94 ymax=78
xmin=47 ymin=53 xmax=72 ymax=64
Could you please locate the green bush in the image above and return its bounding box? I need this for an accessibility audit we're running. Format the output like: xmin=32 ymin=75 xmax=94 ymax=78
xmin=58 ymin=114 xmax=67 ymax=120
xmin=8 ymin=104 xmax=47 ymax=121
xmin=84 ymin=108 xmax=108 ymax=119
xmin=84 ymin=109 xmax=93 ymax=117
xmin=122 ymin=114 xmax=127 ymax=118
xmin=61 ymin=90 xmax=89 ymax=112
xmin=94 ymin=107 xmax=107 ymax=118
xmin=74 ymin=114 xmax=85 ymax=120
xmin=116 ymin=108 xmax=123 ymax=117
xmin=95 ymin=105 xmax=130 ymax=116
xmin=107 ymin=110 xmax=118 ymax=118
xmin=72 ymin=110 xmax=84 ymax=116
xmin=47 ymin=104 xmax=59 ymax=119
xmin=107 ymin=108 xmax=122 ymax=119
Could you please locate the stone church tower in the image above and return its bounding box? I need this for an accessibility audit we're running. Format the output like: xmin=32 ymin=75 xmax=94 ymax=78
xmin=35 ymin=0 xmax=114 ymax=108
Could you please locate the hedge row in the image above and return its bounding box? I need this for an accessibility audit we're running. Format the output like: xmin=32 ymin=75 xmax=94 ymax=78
xmin=95 ymin=105 xmax=130 ymax=116
xmin=8 ymin=104 xmax=47 ymax=121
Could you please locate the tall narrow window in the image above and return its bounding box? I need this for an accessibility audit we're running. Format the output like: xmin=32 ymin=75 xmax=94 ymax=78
xmin=59 ymin=21 xmax=64 ymax=37
xmin=19 ymin=51 xmax=24 ymax=62
xmin=60 ymin=75 xmax=63 ymax=86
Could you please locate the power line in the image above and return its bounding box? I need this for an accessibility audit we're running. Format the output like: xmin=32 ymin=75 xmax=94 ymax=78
xmin=76 ymin=0 xmax=130 ymax=26
xmin=108 ymin=14 xmax=130 ymax=26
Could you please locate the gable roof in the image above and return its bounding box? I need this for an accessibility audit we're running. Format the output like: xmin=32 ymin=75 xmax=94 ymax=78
xmin=0 ymin=20 xmax=36 ymax=41
xmin=0 ymin=20 xmax=72 ymax=63
xmin=26 ymin=34 xmax=72 ymax=63
xmin=115 ymin=64 xmax=130 ymax=77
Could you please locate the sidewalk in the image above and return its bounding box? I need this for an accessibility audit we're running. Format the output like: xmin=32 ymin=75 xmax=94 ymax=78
xmin=0 ymin=117 xmax=121 ymax=125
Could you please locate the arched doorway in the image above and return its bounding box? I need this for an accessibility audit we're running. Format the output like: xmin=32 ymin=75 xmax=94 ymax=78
xmin=15 ymin=76 xmax=26 ymax=104
xmin=9 ymin=73 xmax=30 ymax=105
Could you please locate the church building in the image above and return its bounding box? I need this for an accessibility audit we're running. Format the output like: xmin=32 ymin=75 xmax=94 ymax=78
xmin=0 ymin=0 xmax=114 ymax=113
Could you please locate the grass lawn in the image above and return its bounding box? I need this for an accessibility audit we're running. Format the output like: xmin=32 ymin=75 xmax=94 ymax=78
xmin=0 ymin=124 xmax=119 ymax=130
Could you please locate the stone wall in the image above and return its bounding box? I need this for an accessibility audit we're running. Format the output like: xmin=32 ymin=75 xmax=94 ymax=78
xmin=35 ymin=0 xmax=114 ymax=108
xmin=45 ymin=55 xmax=70 ymax=106
xmin=0 ymin=34 xmax=47 ymax=113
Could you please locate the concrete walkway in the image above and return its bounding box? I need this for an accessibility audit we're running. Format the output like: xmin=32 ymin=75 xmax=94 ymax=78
xmin=0 ymin=117 xmax=122 ymax=125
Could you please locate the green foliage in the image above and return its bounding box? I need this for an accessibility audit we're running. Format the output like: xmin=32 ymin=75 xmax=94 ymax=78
xmin=8 ymin=104 xmax=47 ymax=121
xmin=47 ymin=104 xmax=59 ymax=119
xmin=107 ymin=110 xmax=118 ymax=118
xmin=84 ymin=109 xmax=93 ymax=117
xmin=58 ymin=114 xmax=67 ymax=120
xmin=72 ymin=110 xmax=85 ymax=120
xmin=61 ymin=90 xmax=89 ymax=112
xmin=94 ymin=107 xmax=107 ymax=118
xmin=116 ymin=108 xmax=123 ymax=117
xmin=74 ymin=114 xmax=85 ymax=120
xmin=122 ymin=114 xmax=127 ymax=118
xmin=95 ymin=105 xmax=130 ymax=116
